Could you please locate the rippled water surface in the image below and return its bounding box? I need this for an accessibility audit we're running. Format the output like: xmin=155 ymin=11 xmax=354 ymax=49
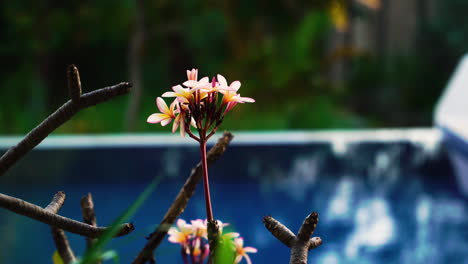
xmin=1 ymin=130 xmax=467 ymax=264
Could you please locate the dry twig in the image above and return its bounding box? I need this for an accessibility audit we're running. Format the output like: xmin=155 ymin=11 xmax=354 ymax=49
xmin=0 ymin=192 xmax=134 ymax=238
xmin=133 ymin=131 xmax=234 ymax=264
xmin=263 ymin=212 xmax=322 ymax=264
xmin=45 ymin=191 xmax=77 ymax=264
xmin=0 ymin=64 xmax=131 ymax=176
xmin=80 ymin=193 xmax=102 ymax=264
xmin=81 ymin=193 xmax=99 ymax=249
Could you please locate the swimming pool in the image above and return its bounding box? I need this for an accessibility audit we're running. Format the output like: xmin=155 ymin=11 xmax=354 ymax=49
xmin=0 ymin=129 xmax=467 ymax=263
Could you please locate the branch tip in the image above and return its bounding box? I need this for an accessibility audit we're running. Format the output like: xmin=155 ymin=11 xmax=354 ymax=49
xmin=67 ymin=64 xmax=82 ymax=102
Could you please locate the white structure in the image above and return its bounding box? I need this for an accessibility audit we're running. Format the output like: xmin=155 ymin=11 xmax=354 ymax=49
xmin=435 ymin=54 xmax=468 ymax=197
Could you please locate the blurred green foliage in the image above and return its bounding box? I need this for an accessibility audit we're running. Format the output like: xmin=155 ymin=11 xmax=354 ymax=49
xmin=0 ymin=0 xmax=467 ymax=134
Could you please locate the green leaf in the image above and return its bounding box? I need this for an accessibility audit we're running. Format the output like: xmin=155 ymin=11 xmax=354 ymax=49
xmin=75 ymin=176 xmax=161 ymax=264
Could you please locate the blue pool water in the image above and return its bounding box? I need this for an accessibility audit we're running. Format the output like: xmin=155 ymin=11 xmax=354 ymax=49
xmin=0 ymin=130 xmax=467 ymax=264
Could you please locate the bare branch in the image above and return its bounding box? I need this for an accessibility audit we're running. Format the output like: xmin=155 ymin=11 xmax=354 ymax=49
xmin=297 ymin=212 xmax=319 ymax=242
xmin=133 ymin=131 xmax=234 ymax=264
xmin=44 ymin=192 xmax=77 ymax=264
xmin=81 ymin=193 xmax=98 ymax=249
xmin=45 ymin=191 xmax=66 ymax=214
xmin=67 ymin=64 xmax=82 ymax=102
xmin=0 ymin=192 xmax=134 ymax=238
xmin=80 ymin=193 xmax=101 ymax=264
xmin=263 ymin=212 xmax=322 ymax=264
xmin=0 ymin=75 xmax=131 ymax=176
xmin=262 ymin=215 xmax=296 ymax=248
xmin=51 ymin=228 xmax=76 ymax=263
xmin=308 ymin=237 xmax=322 ymax=250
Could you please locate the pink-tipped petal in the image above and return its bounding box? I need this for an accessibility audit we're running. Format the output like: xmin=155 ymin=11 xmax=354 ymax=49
xmin=217 ymin=74 xmax=228 ymax=86
xmin=183 ymin=80 xmax=198 ymax=87
xmin=225 ymin=101 xmax=238 ymax=113
xmin=160 ymin=118 xmax=172 ymax=126
xmin=168 ymin=227 xmax=177 ymax=236
xmin=199 ymin=76 xmax=209 ymax=83
xmin=147 ymin=113 xmax=167 ymax=124
xmin=234 ymin=255 xmax=243 ymax=264
xmin=176 ymin=219 xmax=187 ymax=227
xmin=169 ymin=99 xmax=178 ymax=112
xmin=244 ymin=254 xmax=253 ymax=264
xmin=172 ymin=85 xmax=186 ymax=93
xmin=177 ymin=97 xmax=189 ymax=103
xmin=193 ymin=82 xmax=210 ymax=90
xmin=241 ymin=96 xmax=255 ymax=103
xmin=180 ymin=118 xmax=186 ymax=137
xmin=156 ymin=97 xmax=170 ymax=113
xmin=235 ymin=238 xmax=244 ymax=247
xmin=230 ymin=81 xmax=241 ymax=91
xmin=243 ymin=247 xmax=258 ymax=253
xmin=162 ymin=91 xmax=176 ymax=97
xmin=172 ymin=115 xmax=180 ymax=133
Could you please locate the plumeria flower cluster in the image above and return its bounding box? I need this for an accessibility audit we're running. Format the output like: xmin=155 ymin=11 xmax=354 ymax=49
xmin=168 ymin=218 xmax=257 ymax=264
xmin=147 ymin=69 xmax=254 ymax=140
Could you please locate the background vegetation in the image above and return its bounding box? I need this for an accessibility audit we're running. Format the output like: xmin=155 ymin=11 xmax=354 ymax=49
xmin=1 ymin=0 xmax=467 ymax=134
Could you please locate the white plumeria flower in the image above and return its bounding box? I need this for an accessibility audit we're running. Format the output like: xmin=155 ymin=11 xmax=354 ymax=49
xmin=186 ymin=68 xmax=198 ymax=81
xmin=162 ymin=85 xmax=195 ymax=103
xmin=233 ymin=237 xmax=257 ymax=264
xmin=183 ymin=68 xmax=210 ymax=90
xmin=167 ymin=219 xmax=193 ymax=247
xmin=217 ymin=75 xmax=255 ymax=113
xmin=147 ymin=97 xmax=178 ymax=126
xmin=191 ymin=219 xmax=208 ymax=239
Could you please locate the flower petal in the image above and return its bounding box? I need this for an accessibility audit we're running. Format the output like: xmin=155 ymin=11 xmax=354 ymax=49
xmin=162 ymin=91 xmax=176 ymax=97
xmin=217 ymin=74 xmax=228 ymax=86
xmin=169 ymin=99 xmax=178 ymax=112
xmin=180 ymin=118 xmax=186 ymax=137
xmin=193 ymin=81 xmax=210 ymax=90
xmin=172 ymin=114 xmax=180 ymax=133
xmin=160 ymin=118 xmax=173 ymax=126
xmin=234 ymin=237 xmax=244 ymax=248
xmin=156 ymin=97 xmax=170 ymax=114
xmin=240 ymin=96 xmax=255 ymax=103
xmin=147 ymin=113 xmax=167 ymax=124
xmin=199 ymin=76 xmax=209 ymax=83
xmin=183 ymin=80 xmax=198 ymax=87
xmin=243 ymin=247 xmax=258 ymax=253
xmin=244 ymin=254 xmax=253 ymax=264
xmin=230 ymin=81 xmax=241 ymax=91
xmin=234 ymin=255 xmax=243 ymax=264
xmin=177 ymin=219 xmax=187 ymax=227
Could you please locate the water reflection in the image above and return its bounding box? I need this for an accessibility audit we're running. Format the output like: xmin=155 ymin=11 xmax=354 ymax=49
xmin=0 ymin=131 xmax=467 ymax=263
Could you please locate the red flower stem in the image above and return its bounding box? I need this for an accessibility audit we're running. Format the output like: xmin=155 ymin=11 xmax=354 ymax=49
xmin=200 ymin=140 xmax=214 ymax=222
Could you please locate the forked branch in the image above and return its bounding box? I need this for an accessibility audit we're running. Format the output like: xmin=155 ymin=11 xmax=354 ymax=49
xmin=263 ymin=212 xmax=322 ymax=264
xmin=0 ymin=192 xmax=134 ymax=238
xmin=0 ymin=64 xmax=131 ymax=176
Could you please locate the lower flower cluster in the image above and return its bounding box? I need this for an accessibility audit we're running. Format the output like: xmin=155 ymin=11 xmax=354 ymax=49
xmin=168 ymin=219 xmax=257 ymax=264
